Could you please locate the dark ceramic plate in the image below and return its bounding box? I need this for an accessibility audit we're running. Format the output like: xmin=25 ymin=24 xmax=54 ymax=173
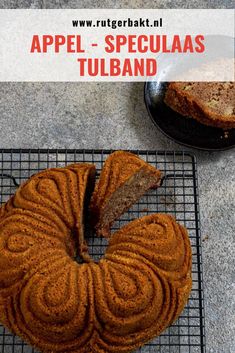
xmin=144 ymin=81 xmax=235 ymax=151
xmin=144 ymin=35 xmax=235 ymax=151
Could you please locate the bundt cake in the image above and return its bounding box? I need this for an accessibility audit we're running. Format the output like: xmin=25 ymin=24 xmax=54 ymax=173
xmin=164 ymin=82 xmax=235 ymax=129
xmin=0 ymin=161 xmax=192 ymax=353
xmin=89 ymin=151 xmax=162 ymax=238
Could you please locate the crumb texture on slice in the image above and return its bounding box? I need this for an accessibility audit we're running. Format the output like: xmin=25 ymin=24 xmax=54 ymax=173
xmin=164 ymin=82 xmax=235 ymax=129
xmin=89 ymin=151 xmax=162 ymax=238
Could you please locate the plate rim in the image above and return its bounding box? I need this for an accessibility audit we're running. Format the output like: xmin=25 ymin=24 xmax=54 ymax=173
xmin=144 ymin=81 xmax=235 ymax=152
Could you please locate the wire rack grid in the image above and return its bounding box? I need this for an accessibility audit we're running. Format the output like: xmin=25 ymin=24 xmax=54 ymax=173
xmin=0 ymin=149 xmax=206 ymax=353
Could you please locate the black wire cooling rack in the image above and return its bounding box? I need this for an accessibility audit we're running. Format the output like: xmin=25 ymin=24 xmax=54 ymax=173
xmin=0 ymin=149 xmax=206 ymax=353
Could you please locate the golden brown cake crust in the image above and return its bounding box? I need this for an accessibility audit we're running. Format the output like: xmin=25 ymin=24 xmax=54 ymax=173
xmin=90 ymin=151 xmax=162 ymax=237
xmin=164 ymin=82 xmax=235 ymax=129
xmin=0 ymin=163 xmax=191 ymax=353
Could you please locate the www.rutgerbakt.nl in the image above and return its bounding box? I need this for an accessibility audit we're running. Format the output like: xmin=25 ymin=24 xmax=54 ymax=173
xmin=72 ymin=17 xmax=163 ymax=29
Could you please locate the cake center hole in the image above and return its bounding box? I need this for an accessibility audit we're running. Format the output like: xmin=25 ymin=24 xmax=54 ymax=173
xmin=86 ymin=226 xmax=109 ymax=262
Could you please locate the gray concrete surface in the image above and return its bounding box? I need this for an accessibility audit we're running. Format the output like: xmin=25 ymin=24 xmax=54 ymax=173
xmin=1 ymin=0 xmax=235 ymax=9
xmin=0 ymin=2 xmax=235 ymax=353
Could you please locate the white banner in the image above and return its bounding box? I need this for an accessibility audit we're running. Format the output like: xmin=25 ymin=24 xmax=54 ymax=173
xmin=0 ymin=9 xmax=234 ymax=82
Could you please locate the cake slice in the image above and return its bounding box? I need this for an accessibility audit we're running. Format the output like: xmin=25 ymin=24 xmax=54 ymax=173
xmin=89 ymin=151 xmax=162 ymax=238
xmin=164 ymin=82 xmax=235 ymax=129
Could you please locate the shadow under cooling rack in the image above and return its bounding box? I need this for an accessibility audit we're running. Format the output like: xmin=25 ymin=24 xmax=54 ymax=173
xmin=0 ymin=149 xmax=206 ymax=353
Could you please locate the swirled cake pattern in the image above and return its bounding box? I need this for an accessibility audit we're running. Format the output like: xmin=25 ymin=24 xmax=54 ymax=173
xmin=0 ymin=163 xmax=192 ymax=353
